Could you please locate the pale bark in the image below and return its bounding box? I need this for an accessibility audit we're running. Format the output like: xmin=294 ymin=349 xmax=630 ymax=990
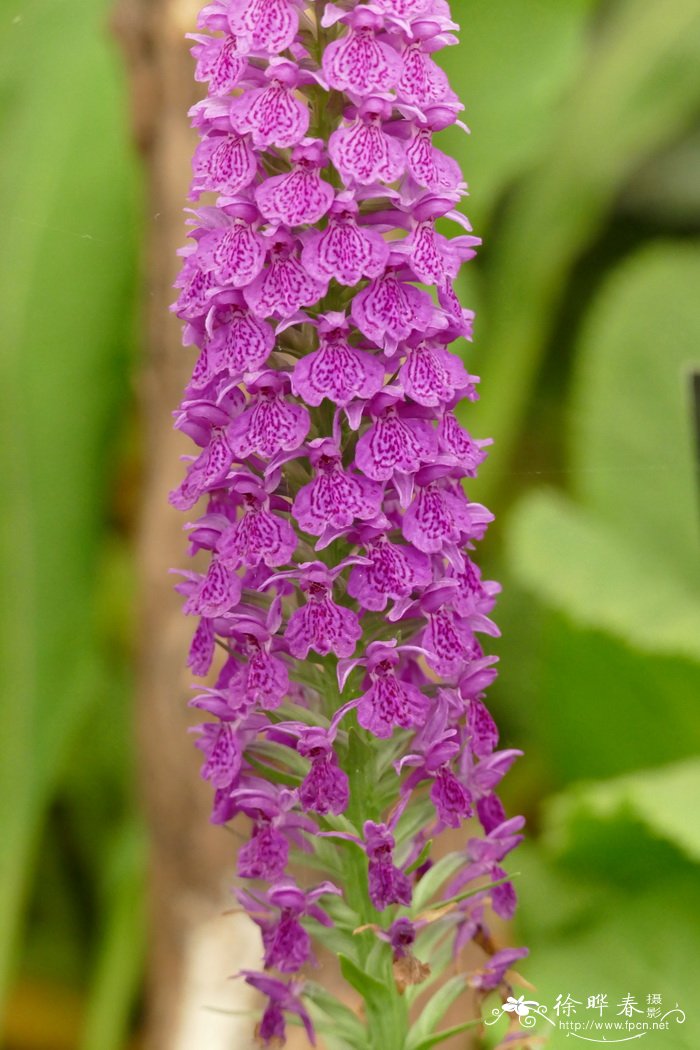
xmin=113 ymin=2 xmax=260 ymax=1046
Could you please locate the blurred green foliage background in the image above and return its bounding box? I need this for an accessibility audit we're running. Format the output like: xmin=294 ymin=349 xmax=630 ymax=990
xmin=1 ymin=0 xmax=698 ymax=1047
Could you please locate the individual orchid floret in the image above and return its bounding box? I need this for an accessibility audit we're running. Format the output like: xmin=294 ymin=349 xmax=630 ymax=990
xmin=373 ymin=0 xmax=442 ymax=20
xmin=351 ymin=264 xmax=434 ymax=353
xmin=468 ymin=947 xmax=530 ymax=992
xmin=302 ymin=197 xmax=390 ymax=287
xmin=190 ymin=129 xmax=258 ymax=198
xmin=405 ymin=106 xmax=466 ymax=192
xmin=403 ymin=465 xmax=493 ymax=558
xmin=271 ymin=561 xmax=363 ymax=659
xmin=358 ymin=915 xmax=431 ymax=992
xmin=397 ymin=712 xmax=472 ymax=827
xmin=241 ymin=972 xmax=315 ymax=1048
xmin=396 ymin=30 xmax=457 ymax=109
xmin=296 ymin=726 xmax=350 ymax=815
xmin=231 ymin=783 xmax=312 ymax=874
xmin=336 ymin=640 xmax=430 ymax=738
xmin=195 ymin=200 xmax=266 ymax=288
xmin=255 ymin=139 xmax=335 ymax=226
xmin=230 ymin=60 xmax=310 ymax=148
xmin=398 ymin=335 xmax=479 ymax=407
xmin=291 ymin=438 xmax=384 ymax=537
xmin=216 ymin=473 xmax=297 ymax=569
xmin=354 ymin=395 xmax=438 ymax=482
xmin=190 ymin=29 xmax=249 ymax=96
xmin=202 ymin=295 xmax=276 ymax=377
xmin=244 ymin=228 xmax=326 ymax=318
xmin=322 ymin=8 xmax=402 ymax=96
xmin=329 ymin=97 xmax=406 ymax=187
xmin=363 ymin=820 xmax=412 ymax=911
xmin=192 ymin=610 xmax=290 ymax=715
xmin=346 ymin=526 xmax=432 ymax=612
xmin=291 ymin=313 xmax=386 ymax=407
xmin=227 ymin=371 xmax=311 ymax=460
xmin=238 ymin=880 xmax=341 ymax=972
xmin=227 ymin=0 xmax=302 ymax=56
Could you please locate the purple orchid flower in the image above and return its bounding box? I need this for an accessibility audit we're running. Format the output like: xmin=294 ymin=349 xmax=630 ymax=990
xmin=291 ymin=438 xmax=384 ymax=538
xmin=291 ymin=313 xmax=386 ymax=408
xmin=337 ymin=641 xmax=429 ymax=739
xmin=296 ymin=726 xmax=350 ymax=815
xmin=469 ymin=947 xmax=530 ymax=992
xmin=364 ymin=820 xmax=412 ymax=911
xmin=242 ymin=971 xmax=315 ymax=1047
xmin=172 ymin=0 xmax=526 ymax=1040
xmin=238 ymin=879 xmax=341 ymax=972
xmin=302 ymin=199 xmax=390 ymax=288
xmin=262 ymin=560 xmax=364 ymax=659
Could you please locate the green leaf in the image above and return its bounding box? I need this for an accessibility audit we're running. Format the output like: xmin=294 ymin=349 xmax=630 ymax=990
xmin=408 ymin=1019 xmax=482 ymax=1050
xmin=507 ymin=489 xmax=700 ymax=662
xmin=515 ymin=773 xmax=700 ymax=1050
xmin=303 ymin=982 xmax=367 ymax=1047
xmin=507 ymin=244 xmax=700 ymax=663
xmin=79 ymin=821 xmax=147 ymax=1050
xmin=339 ymin=954 xmax=409 ymax=1050
xmin=497 ymin=602 xmax=700 ymax=785
xmin=338 ymin=954 xmax=386 ymax=1009
xmin=435 ymin=872 xmax=518 ymax=913
xmin=0 ymin=0 xmax=138 ymax=1011
xmin=569 ymin=243 xmax=700 ymax=578
xmin=411 ymin=853 xmax=466 ymax=913
xmin=405 ymin=935 xmax=456 ymax=1007
xmin=395 ymin=799 xmax=435 ymax=851
xmin=408 ymin=975 xmax=469 ymax=1046
xmin=438 ymin=0 xmax=598 ymax=226
xmin=545 ymin=758 xmax=700 ymax=870
xmin=465 ymin=0 xmax=700 ymax=506
xmin=248 ymin=740 xmax=308 ymax=777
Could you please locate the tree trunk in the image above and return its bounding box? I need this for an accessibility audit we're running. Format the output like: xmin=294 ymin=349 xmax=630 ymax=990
xmin=112 ymin=2 xmax=261 ymax=1047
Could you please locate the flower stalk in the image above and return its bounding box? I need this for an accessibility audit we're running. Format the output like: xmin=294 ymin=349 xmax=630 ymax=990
xmin=171 ymin=0 xmax=527 ymax=1046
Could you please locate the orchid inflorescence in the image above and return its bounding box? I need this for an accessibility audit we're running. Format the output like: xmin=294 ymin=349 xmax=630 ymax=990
xmin=170 ymin=0 xmax=526 ymax=1046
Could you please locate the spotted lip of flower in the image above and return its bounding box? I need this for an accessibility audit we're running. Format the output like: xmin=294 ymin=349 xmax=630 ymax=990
xmin=173 ymin=0 xmax=526 ymax=1034
xmin=363 ymin=820 xmax=413 ymax=911
xmin=298 ymin=727 xmax=350 ymax=815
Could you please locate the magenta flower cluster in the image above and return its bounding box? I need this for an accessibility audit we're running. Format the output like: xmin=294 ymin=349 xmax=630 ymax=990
xmin=171 ymin=0 xmax=526 ymax=1044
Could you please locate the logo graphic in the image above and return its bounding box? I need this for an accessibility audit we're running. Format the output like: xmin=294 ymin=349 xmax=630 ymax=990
xmin=485 ymin=993 xmax=687 ymax=1044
